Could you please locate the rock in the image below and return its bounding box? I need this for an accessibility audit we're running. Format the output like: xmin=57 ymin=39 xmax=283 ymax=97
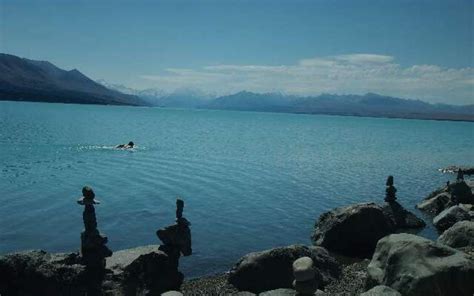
xmin=416 ymin=192 xmax=453 ymax=214
xmin=156 ymin=198 xmax=192 ymax=258
xmin=438 ymin=221 xmax=474 ymax=251
xmin=433 ymin=205 xmax=471 ymax=232
xmin=258 ymin=288 xmax=295 ymax=296
xmin=292 ymin=279 xmax=317 ymax=295
xmin=439 ymin=166 xmax=474 ymax=175
xmin=384 ymin=176 xmax=397 ymax=202
xmin=119 ymin=248 xmax=183 ymax=295
xmin=424 ymin=185 xmax=449 ymax=201
xmin=312 ymin=203 xmax=395 ymax=257
xmin=236 ymin=292 xmax=258 ymax=296
xmin=106 ymin=244 xmax=161 ymax=272
xmin=360 ymin=285 xmax=401 ymax=296
xmin=381 ymin=201 xmax=426 ymax=228
xmin=366 ymin=233 xmax=474 ymax=296
xmin=161 ymin=291 xmax=184 ymax=296
xmin=0 ymin=250 xmax=87 ymax=296
xmin=450 ymin=181 xmax=474 ymax=204
xmin=293 ymin=257 xmax=316 ymax=282
xmin=228 ymin=245 xmax=340 ymax=294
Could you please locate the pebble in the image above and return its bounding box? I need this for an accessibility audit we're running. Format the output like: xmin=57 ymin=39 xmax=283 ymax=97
xmin=293 ymin=257 xmax=315 ymax=282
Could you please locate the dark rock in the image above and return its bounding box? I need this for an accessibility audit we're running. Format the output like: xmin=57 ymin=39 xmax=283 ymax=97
xmin=423 ymin=185 xmax=449 ymax=201
xmin=416 ymin=192 xmax=453 ymax=215
xmin=384 ymin=176 xmax=397 ymax=202
xmin=0 ymin=250 xmax=87 ymax=296
xmin=156 ymin=198 xmax=192 ymax=266
xmin=450 ymin=181 xmax=474 ymax=204
xmin=381 ymin=201 xmax=426 ymax=228
xmin=106 ymin=245 xmax=183 ymax=295
xmin=292 ymin=279 xmax=317 ymax=295
xmin=156 ymin=221 xmax=192 ymax=257
xmin=228 ymin=245 xmax=341 ymax=294
xmin=312 ymin=203 xmax=395 ymax=257
xmin=106 ymin=245 xmax=162 ymax=272
xmin=438 ymin=221 xmax=474 ymax=252
xmin=433 ymin=205 xmax=471 ymax=232
xmin=418 ymin=180 xmax=473 ymax=214
xmin=439 ymin=166 xmax=474 ymax=175
xmin=360 ymin=285 xmax=401 ymax=296
xmin=366 ymin=233 xmax=474 ymax=296
xmin=121 ymin=249 xmax=183 ymax=296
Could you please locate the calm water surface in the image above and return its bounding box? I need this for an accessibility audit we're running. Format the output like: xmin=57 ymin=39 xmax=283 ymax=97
xmin=1 ymin=101 xmax=473 ymax=277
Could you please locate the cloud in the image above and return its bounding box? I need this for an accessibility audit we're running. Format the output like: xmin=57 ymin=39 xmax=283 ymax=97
xmin=140 ymin=54 xmax=473 ymax=104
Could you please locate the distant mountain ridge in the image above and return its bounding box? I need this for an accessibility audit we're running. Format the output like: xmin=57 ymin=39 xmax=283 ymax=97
xmin=0 ymin=54 xmax=147 ymax=106
xmin=99 ymin=80 xmax=474 ymax=121
xmin=1 ymin=53 xmax=472 ymax=121
xmin=203 ymin=91 xmax=474 ymax=121
xmin=97 ymin=79 xmax=214 ymax=108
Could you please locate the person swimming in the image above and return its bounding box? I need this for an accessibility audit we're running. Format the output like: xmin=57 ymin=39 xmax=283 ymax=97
xmin=116 ymin=141 xmax=134 ymax=149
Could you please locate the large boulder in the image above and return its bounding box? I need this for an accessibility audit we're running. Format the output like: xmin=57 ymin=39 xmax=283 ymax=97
xmin=312 ymin=203 xmax=395 ymax=257
xmin=366 ymin=233 xmax=474 ymax=296
xmin=107 ymin=245 xmax=183 ymax=295
xmin=416 ymin=192 xmax=453 ymax=215
xmin=381 ymin=201 xmax=426 ymax=228
xmin=360 ymin=285 xmax=401 ymax=296
xmin=0 ymin=250 xmax=87 ymax=296
xmin=418 ymin=181 xmax=474 ymax=215
xmin=433 ymin=205 xmax=471 ymax=232
xmin=438 ymin=221 xmax=474 ymax=253
xmin=228 ymin=245 xmax=341 ymax=294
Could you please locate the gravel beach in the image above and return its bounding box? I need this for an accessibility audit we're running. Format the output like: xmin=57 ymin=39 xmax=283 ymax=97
xmin=181 ymin=259 xmax=369 ymax=296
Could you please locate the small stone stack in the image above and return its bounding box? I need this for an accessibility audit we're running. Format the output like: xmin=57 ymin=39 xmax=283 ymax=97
xmin=385 ymin=176 xmax=397 ymax=203
xmin=449 ymin=180 xmax=474 ymax=204
xmin=77 ymin=186 xmax=112 ymax=269
xmin=156 ymin=198 xmax=192 ymax=268
xmin=292 ymin=256 xmax=319 ymax=295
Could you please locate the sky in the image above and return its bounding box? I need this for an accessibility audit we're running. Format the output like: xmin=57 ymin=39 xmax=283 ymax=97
xmin=1 ymin=0 xmax=473 ymax=104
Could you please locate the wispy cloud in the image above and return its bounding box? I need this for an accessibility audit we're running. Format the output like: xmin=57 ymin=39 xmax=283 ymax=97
xmin=140 ymin=54 xmax=473 ymax=104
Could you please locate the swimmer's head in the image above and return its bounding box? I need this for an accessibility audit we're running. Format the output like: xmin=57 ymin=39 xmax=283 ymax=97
xmin=82 ymin=186 xmax=95 ymax=200
xmin=128 ymin=141 xmax=134 ymax=147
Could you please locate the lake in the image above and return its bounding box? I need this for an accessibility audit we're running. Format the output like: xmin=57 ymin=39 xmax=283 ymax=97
xmin=0 ymin=100 xmax=473 ymax=277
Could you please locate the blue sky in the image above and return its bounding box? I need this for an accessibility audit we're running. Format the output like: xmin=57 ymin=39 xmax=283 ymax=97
xmin=1 ymin=0 xmax=473 ymax=104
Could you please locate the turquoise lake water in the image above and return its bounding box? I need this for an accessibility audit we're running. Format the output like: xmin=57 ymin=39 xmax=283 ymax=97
xmin=1 ymin=100 xmax=473 ymax=277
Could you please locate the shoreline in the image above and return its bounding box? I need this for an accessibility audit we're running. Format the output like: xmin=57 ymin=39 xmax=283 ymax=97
xmin=1 ymin=177 xmax=472 ymax=295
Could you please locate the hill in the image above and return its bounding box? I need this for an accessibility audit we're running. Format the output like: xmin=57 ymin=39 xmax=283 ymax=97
xmin=0 ymin=54 xmax=147 ymax=106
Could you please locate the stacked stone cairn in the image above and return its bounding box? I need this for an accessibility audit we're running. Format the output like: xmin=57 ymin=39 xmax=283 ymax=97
xmin=449 ymin=169 xmax=474 ymax=204
xmin=385 ymin=175 xmax=397 ymax=203
xmin=156 ymin=198 xmax=192 ymax=268
xmin=292 ymin=256 xmax=320 ymax=295
xmin=77 ymin=186 xmax=113 ymax=269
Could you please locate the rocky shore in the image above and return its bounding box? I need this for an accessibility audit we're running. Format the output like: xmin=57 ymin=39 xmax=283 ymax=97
xmin=1 ymin=174 xmax=473 ymax=295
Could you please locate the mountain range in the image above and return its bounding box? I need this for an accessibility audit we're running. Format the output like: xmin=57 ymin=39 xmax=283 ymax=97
xmin=0 ymin=54 xmax=147 ymax=106
xmin=1 ymin=53 xmax=473 ymax=121
xmin=99 ymin=83 xmax=474 ymax=121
